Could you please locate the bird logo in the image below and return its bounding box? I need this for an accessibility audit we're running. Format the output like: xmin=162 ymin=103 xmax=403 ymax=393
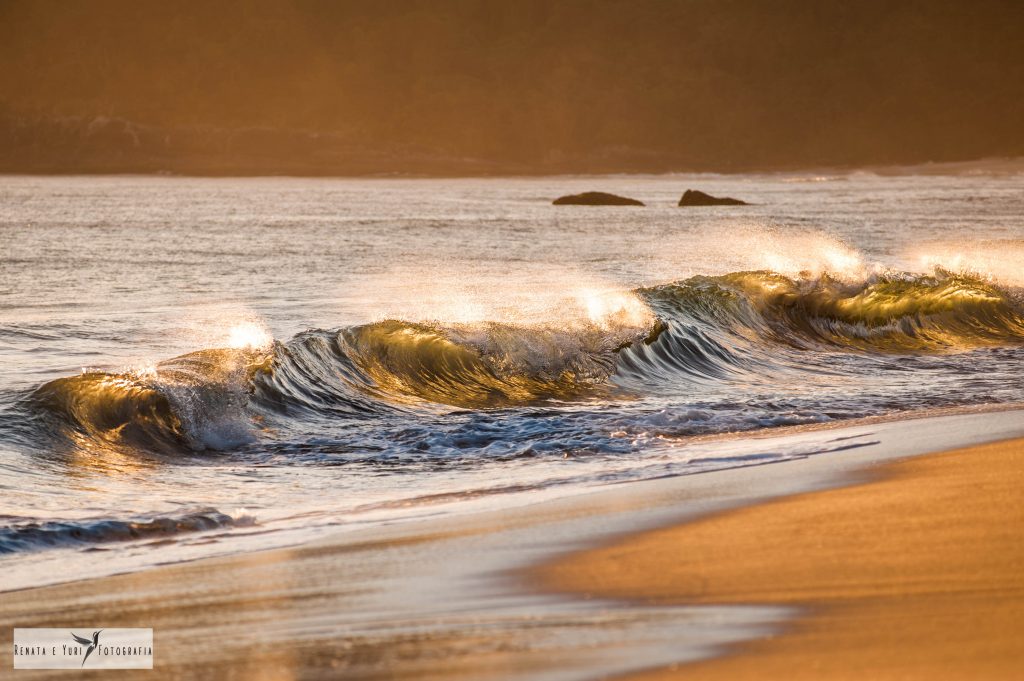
xmin=70 ymin=630 xmax=102 ymax=667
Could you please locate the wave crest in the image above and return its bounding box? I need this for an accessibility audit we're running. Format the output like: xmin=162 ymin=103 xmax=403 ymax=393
xmin=712 ymin=269 xmax=1024 ymax=350
xmin=30 ymin=348 xmax=267 ymax=452
xmin=23 ymin=270 xmax=1024 ymax=454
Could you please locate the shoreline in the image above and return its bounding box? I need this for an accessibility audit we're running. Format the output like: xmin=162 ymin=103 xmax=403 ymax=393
xmin=1 ymin=400 xmax=1019 ymax=597
xmin=537 ymin=438 xmax=1024 ymax=679
xmin=2 ymin=409 xmax=1023 ymax=678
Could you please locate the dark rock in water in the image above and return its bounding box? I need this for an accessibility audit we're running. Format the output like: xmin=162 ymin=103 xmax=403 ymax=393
xmin=553 ymin=192 xmax=644 ymax=206
xmin=678 ymin=189 xmax=748 ymax=206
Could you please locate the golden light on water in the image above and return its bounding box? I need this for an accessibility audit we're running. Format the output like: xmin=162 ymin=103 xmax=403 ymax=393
xmin=577 ymin=288 xmax=653 ymax=330
xmin=226 ymin=322 xmax=273 ymax=351
xmin=130 ymin=364 xmax=159 ymax=379
xmin=919 ymin=252 xmax=970 ymax=276
xmin=758 ymin=236 xmax=866 ymax=282
xmin=914 ymin=242 xmax=1024 ymax=287
xmin=821 ymin=245 xmax=864 ymax=279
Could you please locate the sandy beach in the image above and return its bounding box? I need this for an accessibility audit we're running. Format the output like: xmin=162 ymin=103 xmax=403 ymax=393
xmin=539 ymin=438 xmax=1024 ymax=679
xmin=1 ymin=409 xmax=1022 ymax=679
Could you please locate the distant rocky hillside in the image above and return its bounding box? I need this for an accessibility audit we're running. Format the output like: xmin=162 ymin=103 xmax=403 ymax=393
xmin=1 ymin=0 xmax=1022 ymax=175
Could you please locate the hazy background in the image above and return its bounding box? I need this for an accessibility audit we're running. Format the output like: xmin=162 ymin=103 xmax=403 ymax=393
xmin=1 ymin=0 xmax=1022 ymax=175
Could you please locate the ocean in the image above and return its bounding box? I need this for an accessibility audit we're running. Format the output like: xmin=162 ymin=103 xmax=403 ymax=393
xmin=1 ymin=171 xmax=1022 ymax=589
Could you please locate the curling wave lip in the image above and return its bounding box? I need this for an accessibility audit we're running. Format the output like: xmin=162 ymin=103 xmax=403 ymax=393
xmin=21 ymin=268 xmax=1024 ymax=456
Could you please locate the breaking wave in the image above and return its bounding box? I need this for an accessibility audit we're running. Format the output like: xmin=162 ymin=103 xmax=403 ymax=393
xmin=22 ymin=269 xmax=1024 ymax=453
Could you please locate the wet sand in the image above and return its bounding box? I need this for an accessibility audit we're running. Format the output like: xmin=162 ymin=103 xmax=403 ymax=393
xmin=2 ymin=412 xmax=1024 ymax=679
xmin=538 ymin=438 xmax=1024 ymax=679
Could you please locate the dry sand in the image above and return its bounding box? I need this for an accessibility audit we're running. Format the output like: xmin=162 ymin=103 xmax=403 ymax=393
xmin=537 ymin=438 xmax=1024 ymax=679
